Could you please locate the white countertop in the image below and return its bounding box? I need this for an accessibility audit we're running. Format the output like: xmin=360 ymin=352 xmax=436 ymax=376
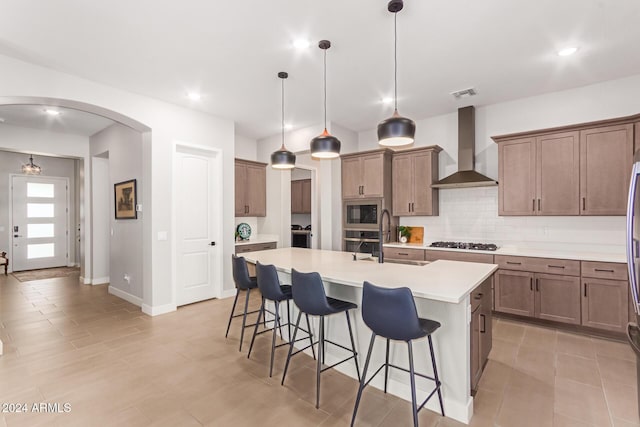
xmin=384 ymin=242 xmax=626 ymax=263
xmin=242 ymin=248 xmax=497 ymax=304
xmin=235 ymin=234 xmax=279 ymax=246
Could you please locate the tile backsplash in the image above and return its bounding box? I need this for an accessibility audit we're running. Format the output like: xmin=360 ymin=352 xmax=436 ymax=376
xmin=400 ymin=187 xmax=625 ymax=252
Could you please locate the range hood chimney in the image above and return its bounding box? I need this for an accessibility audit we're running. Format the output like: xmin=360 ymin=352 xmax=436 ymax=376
xmin=431 ymin=106 xmax=497 ymax=188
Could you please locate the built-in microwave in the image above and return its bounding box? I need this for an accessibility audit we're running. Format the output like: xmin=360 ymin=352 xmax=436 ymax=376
xmin=343 ymin=199 xmax=382 ymax=229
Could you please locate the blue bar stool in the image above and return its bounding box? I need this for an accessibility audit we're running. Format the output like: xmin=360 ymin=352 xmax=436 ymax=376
xmin=351 ymin=281 xmax=444 ymax=427
xmin=225 ymin=255 xmax=262 ymax=351
xmin=281 ymin=269 xmax=361 ymax=409
xmin=247 ymin=262 xmax=316 ymax=377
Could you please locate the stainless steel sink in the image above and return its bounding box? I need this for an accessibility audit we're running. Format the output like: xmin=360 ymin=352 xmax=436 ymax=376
xmin=356 ymin=256 xmax=430 ymax=266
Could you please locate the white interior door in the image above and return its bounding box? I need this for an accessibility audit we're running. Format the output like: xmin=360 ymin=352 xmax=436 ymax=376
xmin=175 ymin=147 xmax=220 ymax=306
xmin=12 ymin=175 xmax=69 ymax=271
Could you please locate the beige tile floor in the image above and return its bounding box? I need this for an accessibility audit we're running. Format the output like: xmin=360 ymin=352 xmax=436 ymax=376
xmin=0 ymin=272 xmax=638 ymax=426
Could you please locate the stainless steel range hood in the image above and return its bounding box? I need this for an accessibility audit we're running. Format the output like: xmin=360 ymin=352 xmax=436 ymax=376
xmin=431 ymin=106 xmax=497 ymax=189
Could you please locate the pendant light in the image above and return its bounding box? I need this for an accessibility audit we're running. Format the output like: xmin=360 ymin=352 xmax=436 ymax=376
xmin=22 ymin=154 xmax=42 ymax=175
xmin=271 ymin=71 xmax=296 ymax=169
xmin=378 ymin=0 xmax=416 ymax=147
xmin=310 ymin=40 xmax=341 ymax=159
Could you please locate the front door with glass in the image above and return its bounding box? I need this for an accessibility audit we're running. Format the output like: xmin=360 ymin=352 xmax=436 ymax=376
xmin=11 ymin=175 xmax=69 ymax=271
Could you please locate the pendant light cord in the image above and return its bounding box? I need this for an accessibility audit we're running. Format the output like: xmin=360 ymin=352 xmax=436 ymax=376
xmin=394 ymin=11 xmax=398 ymax=112
xmin=281 ymin=76 xmax=285 ymax=149
xmin=323 ymin=48 xmax=327 ymax=129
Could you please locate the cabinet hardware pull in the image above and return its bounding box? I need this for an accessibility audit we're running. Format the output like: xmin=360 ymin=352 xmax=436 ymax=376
xmin=582 ymin=197 xmax=586 ymax=211
xmin=530 ymin=277 xmax=533 ymax=291
xmin=506 ymin=261 xmax=522 ymax=265
xmin=480 ymin=314 xmax=486 ymax=333
xmin=535 ymin=278 xmax=539 ymax=292
xmin=408 ymin=202 xmax=411 ymax=212
xmin=532 ymin=199 xmax=535 ymax=212
xmin=584 ymin=283 xmax=587 ymax=297
xmin=594 ymin=268 xmax=615 ymax=273
xmin=548 ymin=265 xmax=565 ymax=269
xmin=398 ymin=253 xmax=409 ymax=256
xmin=538 ymin=199 xmax=541 ymax=211
xmin=474 ymin=293 xmax=483 ymax=300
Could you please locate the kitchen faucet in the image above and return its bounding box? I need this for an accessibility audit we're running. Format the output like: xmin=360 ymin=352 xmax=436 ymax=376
xmin=352 ymin=239 xmax=367 ymax=261
xmin=379 ymin=208 xmax=391 ymax=263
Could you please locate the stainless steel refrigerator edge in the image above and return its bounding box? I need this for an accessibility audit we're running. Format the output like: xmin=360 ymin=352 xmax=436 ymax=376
xmin=626 ymin=149 xmax=640 ymax=418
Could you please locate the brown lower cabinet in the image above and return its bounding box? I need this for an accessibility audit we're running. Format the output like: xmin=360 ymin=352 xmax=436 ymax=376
xmin=494 ymin=268 xmax=581 ymax=325
xmin=582 ymin=278 xmax=628 ymax=333
xmin=471 ymin=277 xmax=492 ymax=392
xmin=235 ymin=241 xmax=277 ymax=254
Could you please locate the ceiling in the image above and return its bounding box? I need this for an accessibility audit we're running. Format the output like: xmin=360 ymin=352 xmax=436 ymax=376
xmin=0 ymin=105 xmax=115 ymax=136
xmin=0 ymin=0 xmax=639 ymax=140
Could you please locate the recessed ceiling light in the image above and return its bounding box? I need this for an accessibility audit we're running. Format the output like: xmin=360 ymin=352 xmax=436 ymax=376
xmin=293 ymin=39 xmax=311 ymax=49
xmin=44 ymin=109 xmax=60 ymax=116
xmin=284 ymin=123 xmax=293 ymax=130
xmin=557 ymin=47 xmax=578 ymax=57
xmin=381 ymin=97 xmax=393 ymax=104
xmin=187 ymin=92 xmax=202 ymax=101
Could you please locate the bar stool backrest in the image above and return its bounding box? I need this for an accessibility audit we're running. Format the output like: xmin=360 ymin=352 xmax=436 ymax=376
xmin=232 ymin=255 xmax=254 ymax=290
xmin=362 ymin=281 xmax=423 ymax=341
xmin=256 ymin=262 xmax=285 ymax=301
xmin=291 ymin=269 xmax=332 ymax=316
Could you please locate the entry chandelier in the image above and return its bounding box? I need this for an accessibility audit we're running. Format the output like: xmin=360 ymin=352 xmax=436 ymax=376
xmin=22 ymin=154 xmax=42 ymax=175
xmin=378 ymin=0 xmax=416 ymax=147
xmin=270 ymin=71 xmax=296 ymax=169
xmin=310 ymin=40 xmax=341 ymax=159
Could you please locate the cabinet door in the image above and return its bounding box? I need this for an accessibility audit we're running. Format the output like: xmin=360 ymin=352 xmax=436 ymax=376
xmin=301 ymin=179 xmax=312 ymax=214
xmin=494 ymin=269 xmax=534 ymax=316
xmin=413 ymin=151 xmax=437 ymax=216
xmin=534 ymin=273 xmax=581 ymax=325
xmin=580 ymin=124 xmax=634 ymax=215
xmin=392 ymin=154 xmax=413 ymax=216
xmin=245 ymin=164 xmax=266 ymax=216
xmin=291 ymin=180 xmax=303 ymax=214
xmin=342 ymin=157 xmax=362 ymax=199
xmin=582 ymin=278 xmax=629 ymax=332
xmin=470 ymin=305 xmax=482 ymax=392
xmin=536 ymin=132 xmax=580 ymax=215
xmin=498 ymin=138 xmax=536 ymax=215
xmin=235 ymin=163 xmax=247 ymax=216
xmin=361 ymin=154 xmax=385 ymax=198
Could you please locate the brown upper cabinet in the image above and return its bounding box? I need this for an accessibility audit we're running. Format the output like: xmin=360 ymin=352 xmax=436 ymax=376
xmin=235 ymin=159 xmax=267 ymax=217
xmin=341 ymin=149 xmax=392 ymax=200
xmin=291 ymin=179 xmax=311 ymax=214
xmin=392 ymin=146 xmax=442 ymax=216
xmin=493 ymin=114 xmax=639 ymax=216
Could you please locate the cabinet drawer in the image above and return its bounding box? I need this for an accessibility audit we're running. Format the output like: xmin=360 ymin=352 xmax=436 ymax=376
xmin=495 ymin=255 xmax=580 ymax=276
xmin=425 ymin=250 xmax=494 ymax=264
xmin=235 ymin=242 xmax=277 ymax=254
xmin=581 ymin=261 xmax=627 ymax=281
xmin=383 ymin=247 xmax=425 ymax=261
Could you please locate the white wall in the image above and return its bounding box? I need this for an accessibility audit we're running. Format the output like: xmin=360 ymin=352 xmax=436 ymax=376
xmin=90 ymin=124 xmax=144 ymax=299
xmin=90 ymin=155 xmax=109 ymax=283
xmin=235 ymin=133 xmax=257 ymax=161
xmin=0 ymin=53 xmax=236 ymax=315
xmin=0 ymin=127 xmax=83 ymax=268
xmin=358 ymin=73 xmax=640 ymax=249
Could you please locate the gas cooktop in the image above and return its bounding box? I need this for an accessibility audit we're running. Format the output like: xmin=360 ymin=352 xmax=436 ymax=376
xmin=429 ymin=241 xmax=498 ymax=251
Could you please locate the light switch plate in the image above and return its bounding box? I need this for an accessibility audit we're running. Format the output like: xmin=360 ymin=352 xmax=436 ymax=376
xmin=157 ymin=231 xmax=168 ymax=241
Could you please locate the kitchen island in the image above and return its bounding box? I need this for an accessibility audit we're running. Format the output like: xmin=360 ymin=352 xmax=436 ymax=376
xmin=243 ymin=248 xmax=497 ymax=424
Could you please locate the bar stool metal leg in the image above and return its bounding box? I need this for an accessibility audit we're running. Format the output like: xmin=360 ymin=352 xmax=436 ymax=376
xmin=305 ymin=313 xmax=316 ymax=360
xmin=316 ymin=316 xmax=325 ymax=409
xmin=269 ymin=301 xmax=281 ymax=377
xmin=286 ymin=299 xmax=292 ymax=342
xmin=247 ymin=298 xmax=265 ymax=358
xmin=384 ymin=338 xmax=390 ymax=393
xmin=408 ymin=341 xmax=419 ymax=427
xmin=224 ymin=290 xmax=240 ymax=338
xmin=345 ymin=310 xmax=361 ymax=381
xmin=429 ymin=335 xmax=445 ymax=417
xmin=350 ymin=332 xmax=376 ymax=427
xmin=281 ymin=312 xmax=302 ymax=385
xmin=238 ymin=288 xmax=252 ymax=352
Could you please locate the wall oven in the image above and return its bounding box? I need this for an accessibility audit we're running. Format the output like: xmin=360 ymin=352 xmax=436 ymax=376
xmin=343 ymin=199 xmax=382 ymax=229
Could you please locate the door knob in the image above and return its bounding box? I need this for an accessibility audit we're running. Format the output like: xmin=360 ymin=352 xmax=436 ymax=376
xmin=209 ymin=242 xmax=216 ymax=246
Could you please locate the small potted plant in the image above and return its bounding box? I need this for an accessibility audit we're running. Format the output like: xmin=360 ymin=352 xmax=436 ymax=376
xmin=398 ymin=226 xmax=411 ymax=243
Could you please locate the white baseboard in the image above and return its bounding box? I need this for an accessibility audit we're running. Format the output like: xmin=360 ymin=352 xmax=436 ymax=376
xmin=142 ymin=303 xmax=176 ymax=316
xmin=0 ymin=338 xmax=3 ymax=356
xmin=108 ymin=286 xmax=142 ymax=306
xmin=92 ymin=276 xmax=110 ymax=285
xmin=220 ymin=288 xmax=237 ymax=299
xmin=79 ymin=276 xmax=91 ymax=285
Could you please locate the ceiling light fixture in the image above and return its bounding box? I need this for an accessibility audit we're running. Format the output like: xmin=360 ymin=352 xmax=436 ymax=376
xmin=187 ymin=92 xmax=202 ymax=101
xmin=44 ymin=109 xmax=60 ymax=116
xmin=378 ymin=0 xmax=415 ymax=147
xmin=310 ymin=40 xmax=341 ymax=159
xmin=557 ymin=47 xmax=578 ymax=56
xmin=22 ymin=154 xmax=42 ymax=175
xmin=293 ymin=39 xmax=311 ymax=49
xmin=270 ymin=72 xmax=296 ymax=170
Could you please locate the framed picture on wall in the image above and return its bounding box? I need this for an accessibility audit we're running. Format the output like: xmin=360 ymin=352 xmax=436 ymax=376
xmin=114 ymin=179 xmax=137 ymax=219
